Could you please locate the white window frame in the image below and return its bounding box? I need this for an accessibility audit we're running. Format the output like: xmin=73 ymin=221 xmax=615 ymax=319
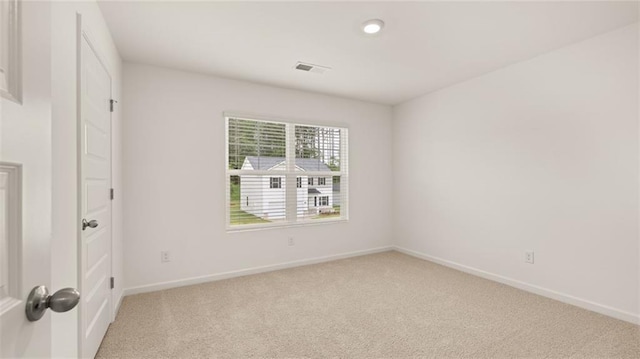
xmin=318 ymin=177 xmax=326 ymax=185
xmin=225 ymin=113 xmax=349 ymax=231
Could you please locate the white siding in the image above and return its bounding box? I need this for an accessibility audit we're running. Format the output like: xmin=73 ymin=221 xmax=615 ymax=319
xmin=308 ymin=176 xmax=333 ymax=209
xmin=239 ymin=175 xmax=262 ymax=216
xmin=262 ymin=175 xmax=285 ymax=220
xmin=296 ymin=176 xmax=308 ymax=218
xmin=242 ymin=173 xmax=315 ymax=220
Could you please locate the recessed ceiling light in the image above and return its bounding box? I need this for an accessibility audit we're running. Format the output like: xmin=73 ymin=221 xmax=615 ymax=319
xmin=362 ymin=19 xmax=384 ymax=34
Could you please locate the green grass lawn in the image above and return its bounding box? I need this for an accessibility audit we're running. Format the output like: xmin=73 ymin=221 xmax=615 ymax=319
xmin=230 ymin=182 xmax=271 ymax=225
xmin=229 ymin=200 xmax=271 ymax=225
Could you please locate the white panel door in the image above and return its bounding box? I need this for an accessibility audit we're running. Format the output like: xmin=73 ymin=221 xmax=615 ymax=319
xmin=0 ymin=1 xmax=55 ymax=357
xmin=79 ymin=31 xmax=112 ymax=359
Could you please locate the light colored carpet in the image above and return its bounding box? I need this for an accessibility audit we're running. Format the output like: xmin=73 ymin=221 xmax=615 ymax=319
xmin=96 ymin=251 xmax=640 ymax=358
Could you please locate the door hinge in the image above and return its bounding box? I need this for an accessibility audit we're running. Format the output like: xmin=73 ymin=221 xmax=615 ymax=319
xmin=110 ymin=277 xmax=115 ymax=289
xmin=110 ymin=188 xmax=114 ymax=200
xmin=110 ymin=99 xmax=118 ymax=113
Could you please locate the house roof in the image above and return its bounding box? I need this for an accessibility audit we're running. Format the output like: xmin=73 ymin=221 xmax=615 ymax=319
xmin=308 ymin=188 xmax=321 ymax=194
xmin=244 ymin=156 xmax=331 ymax=172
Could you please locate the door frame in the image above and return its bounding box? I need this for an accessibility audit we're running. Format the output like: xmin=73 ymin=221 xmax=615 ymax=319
xmin=76 ymin=13 xmax=114 ymax=357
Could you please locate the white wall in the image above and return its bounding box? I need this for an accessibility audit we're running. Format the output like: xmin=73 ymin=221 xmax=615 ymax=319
xmin=122 ymin=64 xmax=393 ymax=291
xmin=392 ymin=23 xmax=639 ymax=323
xmin=51 ymin=1 xmax=122 ymax=357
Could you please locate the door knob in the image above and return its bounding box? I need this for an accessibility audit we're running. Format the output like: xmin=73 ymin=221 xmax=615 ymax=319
xmin=82 ymin=218 xmax=98 ymax=230
xmin=25 ymin=286 xmax=80 ymax=322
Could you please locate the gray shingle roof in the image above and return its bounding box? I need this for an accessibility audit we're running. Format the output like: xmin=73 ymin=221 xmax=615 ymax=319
xmin=244 ymin=156 xmax=331 ymax=172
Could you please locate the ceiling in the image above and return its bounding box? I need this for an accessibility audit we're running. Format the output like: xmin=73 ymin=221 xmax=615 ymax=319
xmin=97 ymin=1 xmax=638 ymax=105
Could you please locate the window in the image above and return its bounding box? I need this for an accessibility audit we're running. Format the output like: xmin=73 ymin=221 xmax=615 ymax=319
xmin=319 ymin=196 xmax=329 ymax=206
xmin=270 ymin=177 xmax=282 ymax=189
xmin=226 ymin=115 xmax=348 ymax=229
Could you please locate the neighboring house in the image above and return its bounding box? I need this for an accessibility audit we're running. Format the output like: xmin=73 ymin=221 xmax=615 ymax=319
xmin=240 ymin=156 xmax=335 ymax=220
xmin=332 ymin=177 xmax=341 ymax=207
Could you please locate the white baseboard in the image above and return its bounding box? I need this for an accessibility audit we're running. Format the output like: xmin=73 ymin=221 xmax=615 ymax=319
xmin=393 ymin=246 xmax=640 ymax=325
xmin=122 ymin=244 xmax=639 ymax=325
xmin=114 ymin=289 xmax=124 ymax=318
xmin=123 ymin=246 xmax=393 ymax=296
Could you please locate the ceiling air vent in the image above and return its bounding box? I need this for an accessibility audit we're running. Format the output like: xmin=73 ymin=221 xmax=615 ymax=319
xmin=294 ymin=62 xmax=331 ymax=74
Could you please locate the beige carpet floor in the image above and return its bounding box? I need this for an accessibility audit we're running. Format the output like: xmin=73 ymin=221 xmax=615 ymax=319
xmin=96 ymin=251 xmax=640 ymax=358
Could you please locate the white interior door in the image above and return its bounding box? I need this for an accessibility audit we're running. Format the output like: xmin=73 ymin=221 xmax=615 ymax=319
xmin=79 ymin=30 xmax=113 ymax=359
xmin=0 ymin=1 xmax=56 ymax=357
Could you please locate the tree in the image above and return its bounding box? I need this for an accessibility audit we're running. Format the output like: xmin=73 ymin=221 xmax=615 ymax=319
xmin=295 ymin=125 xmax=319 ymax=159
xmin=228 ymin=118 xmax=286 ymax=169
xmin=228 ymin=118 xmax=340 ymax=171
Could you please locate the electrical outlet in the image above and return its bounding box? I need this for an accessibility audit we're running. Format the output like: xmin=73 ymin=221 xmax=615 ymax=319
xmin=525 ymin=251 xmax=534 ymax=264
xmin=288 ymin=237 xmax=294 ymax=246
xmin=161 ymin=251 xmax=171 ymax=263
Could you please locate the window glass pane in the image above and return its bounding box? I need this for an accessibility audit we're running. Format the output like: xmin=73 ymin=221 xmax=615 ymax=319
xmin=228 ymin=118 xmax=286 ymax=171
xmin=296 ymin=175 xmax=341 ymax=221
xmin=295 ymin=125 xmax=341 ymax=172
xmin=227 ymin=117 xmax=346 ymax=229
xmin=229 ymin=175 xmax=287 ymax=226
xmin=332 ymin=176 xmax=341 ymax=216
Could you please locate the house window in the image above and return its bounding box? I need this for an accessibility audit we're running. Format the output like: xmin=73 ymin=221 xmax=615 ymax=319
xmin=319 ymin=196 xmax=329 ymax=206
xmin=226 ymin=116 xmax=348 ymax=229
xmin=270 ymin=177 xmax=282 ymax=189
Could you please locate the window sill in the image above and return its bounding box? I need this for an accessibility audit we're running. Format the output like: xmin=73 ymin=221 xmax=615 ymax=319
xmin=226 ymin=218 xmax=348 ymax=233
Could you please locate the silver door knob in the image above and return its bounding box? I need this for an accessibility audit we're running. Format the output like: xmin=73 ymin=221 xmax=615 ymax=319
xmin=25 ymin=286 xmax=80 ymax=322
xmin=82 ymin=218 xmax=98 ymax=230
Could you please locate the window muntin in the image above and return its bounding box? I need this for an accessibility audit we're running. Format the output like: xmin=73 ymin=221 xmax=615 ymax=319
xmin=226 ymin=116 xmax=348 ymax=229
